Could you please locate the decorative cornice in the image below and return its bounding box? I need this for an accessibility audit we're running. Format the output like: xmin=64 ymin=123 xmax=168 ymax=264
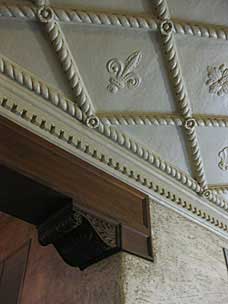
xmin=155 ymin=0 xmax=207 ymax=190
xmin=1 ymin=96 xmax=228 ymax=238
xmin=0 ymin=55 xmax=84 ymax=123
xmin=41 ymin=19 xmax=95 ymax=117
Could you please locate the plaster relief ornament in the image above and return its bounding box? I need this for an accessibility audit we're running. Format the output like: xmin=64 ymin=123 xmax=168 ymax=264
xmin=218 ymin=147 xmax=228 ymax=171
xmin=206 ymin=65 xmax=228 ymax=96
xmin=106 ymin=51 xmax=142 ymax=94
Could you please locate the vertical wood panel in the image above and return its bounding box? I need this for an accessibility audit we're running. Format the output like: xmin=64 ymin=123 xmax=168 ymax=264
xmin=0 ymin=242 xmax=30 ymax=304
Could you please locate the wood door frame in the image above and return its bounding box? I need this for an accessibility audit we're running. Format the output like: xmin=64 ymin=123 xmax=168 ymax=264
xmin=0 ymin=115 xmax=153 ymax=268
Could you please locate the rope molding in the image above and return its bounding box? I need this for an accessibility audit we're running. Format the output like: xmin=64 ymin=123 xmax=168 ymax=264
xmin=0 ymin=54 xmax=202 ymax=196
xmin=0 ymin=55 xmax=85 ymax=122
xmin=0 ymin=50 xmax=227 ymax=212
xmin=0 ymin=2 xmax=227 ymax=225
xmin=0 ymin=3 xmax=228 ymax=41
xmin=154 ymin=0 xmax=208 ymax=190
xmin=97 ymin=113 xmax=228 ymax=128
xmin=209 ymin=185 xmax=228 ymax=195
xmin=42 ymin=19 xmax=95 ymax=116
xmin=0 ymin=97 xmax=227 ymax=235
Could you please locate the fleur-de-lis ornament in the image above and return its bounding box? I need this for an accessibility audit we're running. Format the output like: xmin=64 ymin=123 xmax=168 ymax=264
xmin=106 ymin=50 xmax=142 ymax=94
xmin=218 ymin=147 xmax=228 ymax=171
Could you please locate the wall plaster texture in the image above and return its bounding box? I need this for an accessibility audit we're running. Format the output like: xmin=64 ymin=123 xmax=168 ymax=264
xmin=121 ymin=200 xmax=228 ymax=304
xmin=1 ymin=197 xmax=228 ymax=304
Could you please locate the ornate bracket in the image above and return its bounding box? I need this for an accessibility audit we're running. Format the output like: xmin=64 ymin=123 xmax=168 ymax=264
xmin=38 ymin=200 xmax=153 ymax=270
xmin=38 ymin=202 xmax=121 ymax=270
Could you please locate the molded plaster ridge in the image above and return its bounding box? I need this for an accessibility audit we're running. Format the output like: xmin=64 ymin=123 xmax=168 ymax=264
xmin=0 ymin=3 xmax=228 ymax=41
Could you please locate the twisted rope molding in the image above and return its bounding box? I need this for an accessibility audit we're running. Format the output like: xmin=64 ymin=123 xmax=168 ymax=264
xmin=154 ymin=0 xmax=207 ymax=190
xmin=153 ymin=0 xmax=170 ymax=20
xmin=44 ymin=19 xmax=95 ymax=116
xmin=1 ymin=53 xmax=226 ymax=211
xmin=209 ymin=185 xmax=228 ymax=195
xmin=97 ymin=113 xmax=228 ymax=128
xmin=1 ymin=98 xmax=227 ymax=234
xmin=97 ymin=113 xmax=183 ymax=127
xmin=1 ymin=4 xmax=228 ymax=41
xmin=0 ymin=56 xmax=84 ymax=122
xmin=173 ymin=20 xmax=228 ymax=41
xmin=0 ymin=54 xmax=205 ymax=200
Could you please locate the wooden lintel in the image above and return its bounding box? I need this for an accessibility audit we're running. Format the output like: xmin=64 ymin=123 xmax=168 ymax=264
xmin=0 ymin=115 xmax=153 ymax=268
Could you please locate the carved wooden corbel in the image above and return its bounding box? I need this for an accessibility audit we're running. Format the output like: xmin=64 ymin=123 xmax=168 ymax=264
xmin=38 ymin=201 xmax=152 ymax=270
xmin=38 ymin=202 xmax=121 ymax=270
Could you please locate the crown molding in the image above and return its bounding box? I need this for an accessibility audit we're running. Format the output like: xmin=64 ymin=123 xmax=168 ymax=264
xmin=0 ymin=89 xmax=228 ymax=241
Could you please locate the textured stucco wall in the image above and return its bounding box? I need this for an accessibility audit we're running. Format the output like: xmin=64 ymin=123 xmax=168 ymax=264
xmin=1 ymin=201 xmax=228 ymax=304
xmin=121 ymin=200 xmax=228 ymax=304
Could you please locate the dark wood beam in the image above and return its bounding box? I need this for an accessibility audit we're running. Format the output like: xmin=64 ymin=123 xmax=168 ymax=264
xmin=0 ymin=115 xmax=153 ymax=269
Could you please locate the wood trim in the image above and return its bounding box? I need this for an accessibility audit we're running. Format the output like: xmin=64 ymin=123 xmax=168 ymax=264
xmin=0 ymin=115 xmax=153 ymax=266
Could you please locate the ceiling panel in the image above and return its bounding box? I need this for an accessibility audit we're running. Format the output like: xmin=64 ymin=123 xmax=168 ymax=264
xmin=117 ymin=125 xmax=191 ymax=175
xmin=169 ymin=0 xmax=228 ymax=26
xmin=62 ymin=25 xmax=175 ymax=112
xmin=0 ymin=19 xmax=73 ymax=99
xmin=176 ymin=35 xmax=228 ymax=115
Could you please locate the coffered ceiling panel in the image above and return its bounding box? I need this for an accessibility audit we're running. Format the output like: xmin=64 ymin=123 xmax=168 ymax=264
xmin=197 ymin=127 xmax=228 ymax=185
xmin=51 ymin=0 xmax=153 ymax=14
xmin=62 ymin=25 xmax=174 ymax=112
xmin=176 ymin=35 xmax=228 ymax=115
xmin=1 ymin=0 xmax=228 ymax=238
xmin=169 ymin=0 xmax=228 ymax=25
xmin=0 ymin=19 xmax=72 ymax=99
xmin=117 ymin=125 xmax=191 ymax=175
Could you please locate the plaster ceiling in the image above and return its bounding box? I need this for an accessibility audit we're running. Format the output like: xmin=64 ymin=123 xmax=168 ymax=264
xmin=1 ymin=0 xmax=228 ymax=228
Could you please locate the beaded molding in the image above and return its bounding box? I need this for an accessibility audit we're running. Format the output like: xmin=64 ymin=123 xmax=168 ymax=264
xmin=0 ymin=97 xmax=227 ymax=237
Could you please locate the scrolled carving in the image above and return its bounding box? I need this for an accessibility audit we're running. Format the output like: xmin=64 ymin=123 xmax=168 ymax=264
xmin=106 ymin=51 xmax=142 ymax=94
xmin=38 ymin=203 xmax=120 ymax=269
xmin=218 ymin=147 xmax=228 ymax=171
